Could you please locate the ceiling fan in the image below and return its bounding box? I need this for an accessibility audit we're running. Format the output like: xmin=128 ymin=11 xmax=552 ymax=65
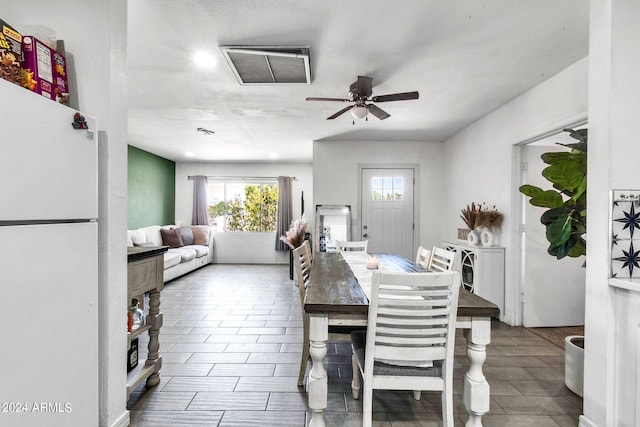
xmin=306 ymin=75 xmax=419 ymax=121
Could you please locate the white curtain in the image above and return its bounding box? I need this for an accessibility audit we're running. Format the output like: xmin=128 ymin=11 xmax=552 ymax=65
xmin=275 ymin=176 xmax=292 ymax=251
xmin=192 ymin=175 xmax=209 ymax=225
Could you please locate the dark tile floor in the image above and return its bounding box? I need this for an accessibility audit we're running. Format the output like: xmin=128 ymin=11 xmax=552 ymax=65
xmin=128 ymin=264 xmax=583 ymax=426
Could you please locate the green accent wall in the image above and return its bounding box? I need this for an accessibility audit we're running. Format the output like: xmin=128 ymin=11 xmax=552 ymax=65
xmin=128 ymin=146 xmax=175 ymax=229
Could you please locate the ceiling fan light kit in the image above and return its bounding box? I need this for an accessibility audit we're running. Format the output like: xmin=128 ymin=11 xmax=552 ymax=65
xmin=350 ymin=105 xmax=368 ymax=119
xmin=306 ymin=75 xmax=419 ymax=121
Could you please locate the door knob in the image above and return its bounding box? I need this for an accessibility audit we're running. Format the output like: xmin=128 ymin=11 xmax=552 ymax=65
xmin=363 ymin=233 xmax=368 ymax=238
xmin=363 ymin=225 xmax=368 ymax=230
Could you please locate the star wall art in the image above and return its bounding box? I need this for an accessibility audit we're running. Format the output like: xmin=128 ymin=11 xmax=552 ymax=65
xmin=611 ymin=199 xmax=640 ymax=277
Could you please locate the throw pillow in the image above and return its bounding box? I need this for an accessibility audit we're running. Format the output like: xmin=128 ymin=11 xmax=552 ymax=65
xmin=160 ymin=228 xmax=184 ymax=248
xmin=178 ymin=226 xmax=194 ymax=246
xmin=191 ymin=225 xmax=210 ymax=246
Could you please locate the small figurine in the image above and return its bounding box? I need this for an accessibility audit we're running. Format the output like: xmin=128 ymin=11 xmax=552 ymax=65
xmin=71 ymin=112 xmax=88 ymax=129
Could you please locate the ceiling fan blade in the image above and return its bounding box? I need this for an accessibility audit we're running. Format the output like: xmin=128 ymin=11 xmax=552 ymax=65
xmin=306 ymin=97 xmax=352 ymax=102
xmin=371 ymin=91 xmax=419 ymax=103
xmin=355 ymin=76 xmax=373 ymax=97
xmin=327 ymin=104 xmax=355 ymax=120
xmin=367 ymin=104 xmax=390 ymax=120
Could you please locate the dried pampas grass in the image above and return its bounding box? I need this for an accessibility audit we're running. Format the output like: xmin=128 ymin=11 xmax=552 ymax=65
xmin=476 ymin=206 xmax=504 ymax=229
xmin=280 ymin=218 xmax=308 ymax=250
xmin=460 ymin=202 xmax=482 ymax=229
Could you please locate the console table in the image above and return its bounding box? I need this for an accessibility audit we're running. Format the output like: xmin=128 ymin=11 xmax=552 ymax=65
xmin=126 ymin=246 xmax=167 ymax=398
xmin=442 ymin=240 xmax=505 ymax=321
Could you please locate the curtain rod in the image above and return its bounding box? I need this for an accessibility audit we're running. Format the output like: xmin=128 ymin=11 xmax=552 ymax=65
xmin=188 ymin=175 xmax=296 ymax=180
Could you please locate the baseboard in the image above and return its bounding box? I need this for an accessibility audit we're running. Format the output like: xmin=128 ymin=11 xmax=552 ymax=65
xmin=109 ymin=410 xmax=130 ymax=427
xmin=579 ymin=415 xmax=598 ymax=427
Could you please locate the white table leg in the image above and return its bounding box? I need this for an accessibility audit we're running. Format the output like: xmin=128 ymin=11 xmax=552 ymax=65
xmin=308 ymin=313 xmax=329 ymax=427
xmin=463 ymin=317 xmax=491 ymax=427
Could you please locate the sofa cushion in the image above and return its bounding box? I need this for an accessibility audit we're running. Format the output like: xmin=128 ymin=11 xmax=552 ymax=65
xmin=140 ymin=225 xmax=163 ymax=246
xmin=178 ymin=226 xmax=194 ymax=246
xmin=160 ymin=228 xmax=184 ymax=248
xmin=127 ymin=232 xmax=134 ymax=247
xmin=129 ymin=229 xmax=146 ymax=246
xmin=163 ymin=252 xmax=182 ymax=269
xmin=191 ymin=225 xmax=210 ymax=246
xmin=183 ymin=245 xmax=209 ymax=258
xmin=168 ymin=247 xmax=197 ymax=262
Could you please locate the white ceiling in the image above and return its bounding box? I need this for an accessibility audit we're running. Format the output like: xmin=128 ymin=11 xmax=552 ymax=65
xmin=127 ymin=0 xmax=589 ymax=163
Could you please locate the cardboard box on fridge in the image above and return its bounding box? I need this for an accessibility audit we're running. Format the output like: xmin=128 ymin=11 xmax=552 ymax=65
xmin=0 ymin=19 xmax=23 ymax=85
xmin=21 ymin=35 xmax=69 ymax=105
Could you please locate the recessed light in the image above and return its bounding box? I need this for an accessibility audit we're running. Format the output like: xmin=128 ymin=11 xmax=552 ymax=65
xmin=185 ymin=151 xmax=194 ymax=157
xmin=268 ymin=152 xmax=278 ymax=159
xmin=193 ymin=51 xmax=216 ymax=69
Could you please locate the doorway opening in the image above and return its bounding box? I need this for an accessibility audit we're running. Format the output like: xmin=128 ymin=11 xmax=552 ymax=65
xmin=513 ymin=122 xmax=587 ymax=327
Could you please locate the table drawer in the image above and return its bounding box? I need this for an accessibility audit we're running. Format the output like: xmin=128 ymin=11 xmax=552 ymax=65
xmin=128 ymin=256 xmax=163 ymax=296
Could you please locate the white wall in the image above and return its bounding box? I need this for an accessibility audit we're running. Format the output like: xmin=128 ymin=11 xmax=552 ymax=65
xmin=175 ymin=162 xmax=312 ymax=264
xmin=3 ymin=2 xmax=129 ymax=427
xmin=584 ymin=1 xmax=640 ymax=426
xmin=313 ymin=140 xmax=444 ymax=252
xmin=441 ymin=57 xmax=588 ymax=326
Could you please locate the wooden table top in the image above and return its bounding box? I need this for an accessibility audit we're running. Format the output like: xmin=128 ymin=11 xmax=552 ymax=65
xmin=127 ymin=246 xmax=169 ymax=262
xmin=304 ymin=252 xmax=500 ymax=318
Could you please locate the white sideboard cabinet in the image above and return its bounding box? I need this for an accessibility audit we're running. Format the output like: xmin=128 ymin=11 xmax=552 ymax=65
xmin=442 ymin=240 xmax=505 ymax=320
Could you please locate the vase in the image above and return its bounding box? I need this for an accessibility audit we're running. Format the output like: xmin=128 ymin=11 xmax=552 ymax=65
xmin=565 ymin=335 xmax=584 ymax=397
xmin=467 ymin=229 xmax=480 ymax=246
xmin=480 ymin=228 xmax=496 ymax=246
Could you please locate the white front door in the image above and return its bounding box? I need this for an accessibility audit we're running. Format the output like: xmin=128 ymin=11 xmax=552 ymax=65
xmin=521 ymin=143 xmax=586 ymax=327
xmin=361 ymin=168 xmax=414 ymax=259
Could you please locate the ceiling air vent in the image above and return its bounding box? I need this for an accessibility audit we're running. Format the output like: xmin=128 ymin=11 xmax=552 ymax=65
xmin=220 ymin=46 xmax=310 ymax=85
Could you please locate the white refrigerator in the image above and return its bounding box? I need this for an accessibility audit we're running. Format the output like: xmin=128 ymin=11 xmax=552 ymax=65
xmin=0 ymin=78 xmax=98 ymax=426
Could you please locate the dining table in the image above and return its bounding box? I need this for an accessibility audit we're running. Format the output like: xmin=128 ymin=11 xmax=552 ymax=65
xmin=303 ymin=251 xmax=500 ymax=427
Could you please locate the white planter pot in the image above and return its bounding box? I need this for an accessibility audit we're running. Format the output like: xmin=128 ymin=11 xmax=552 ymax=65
xmin=565 ymin=335 xmax=584 ymax=397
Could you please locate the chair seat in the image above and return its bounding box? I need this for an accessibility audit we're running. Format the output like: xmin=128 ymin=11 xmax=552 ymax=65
xmin=351 ymin=330 xmax=442 ymax=377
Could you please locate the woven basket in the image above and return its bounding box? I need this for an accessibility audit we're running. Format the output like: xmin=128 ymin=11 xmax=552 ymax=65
xmin=457 ymin=228 xmax=471 ymax=240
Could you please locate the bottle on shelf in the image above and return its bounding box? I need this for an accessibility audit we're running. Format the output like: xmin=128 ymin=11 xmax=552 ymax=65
xmin=130 ymin=298 xmax=145 ymax=330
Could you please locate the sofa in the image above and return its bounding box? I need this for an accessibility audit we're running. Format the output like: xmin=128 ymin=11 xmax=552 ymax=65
xmin=127 ymin=224 xmax=214 ymax=282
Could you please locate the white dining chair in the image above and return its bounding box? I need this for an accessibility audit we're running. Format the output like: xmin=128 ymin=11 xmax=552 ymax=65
xmin=292 ymin=240 xmax=313 ymax=387
xmin=415 ymin=245 xmax=432 ymax=268
xmin=350 ymin=270 xmax=461 ymax=427
xmin=335 ymin=240 xmax=368 ymax=253
xmin=427 ymin=246 xmax=458 ymax=273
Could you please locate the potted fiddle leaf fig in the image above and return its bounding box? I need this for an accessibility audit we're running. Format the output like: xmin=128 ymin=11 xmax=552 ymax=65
xmin=518 ymin=127 xmax=587 ymax=397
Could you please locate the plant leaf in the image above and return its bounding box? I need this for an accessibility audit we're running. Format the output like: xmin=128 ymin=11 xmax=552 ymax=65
xmin=563 ymin=128 xmax=588 ymax=143
xmin=519 ymin=185 xmax=564 ymax=208
xmin=541 ymin=156 xmax=586 ymax=193
xmin=548 ymin=235 xmax=577 ymax=259
xmin=546 ymin=212 xmax=572 ymax=245
xmin=568 ymin=237 xmax=587 ymax=257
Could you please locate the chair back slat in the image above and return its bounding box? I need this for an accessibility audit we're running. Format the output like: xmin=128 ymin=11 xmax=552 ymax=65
xmin=292 ymin=241 xmax=312 ymax=300
xmin=427 ymin=247 xmax=458 ymax=273
xmin=375 ymin=346 xmax=447 ymax=363
xmin=415 ymin=246 xmax=432 ymax=268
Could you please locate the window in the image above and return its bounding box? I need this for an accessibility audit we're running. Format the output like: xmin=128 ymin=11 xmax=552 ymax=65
xmin=371 ymin=176 xmax=404 ymax=200
xmin=207 ymin=181 xmax=278 ymax=232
